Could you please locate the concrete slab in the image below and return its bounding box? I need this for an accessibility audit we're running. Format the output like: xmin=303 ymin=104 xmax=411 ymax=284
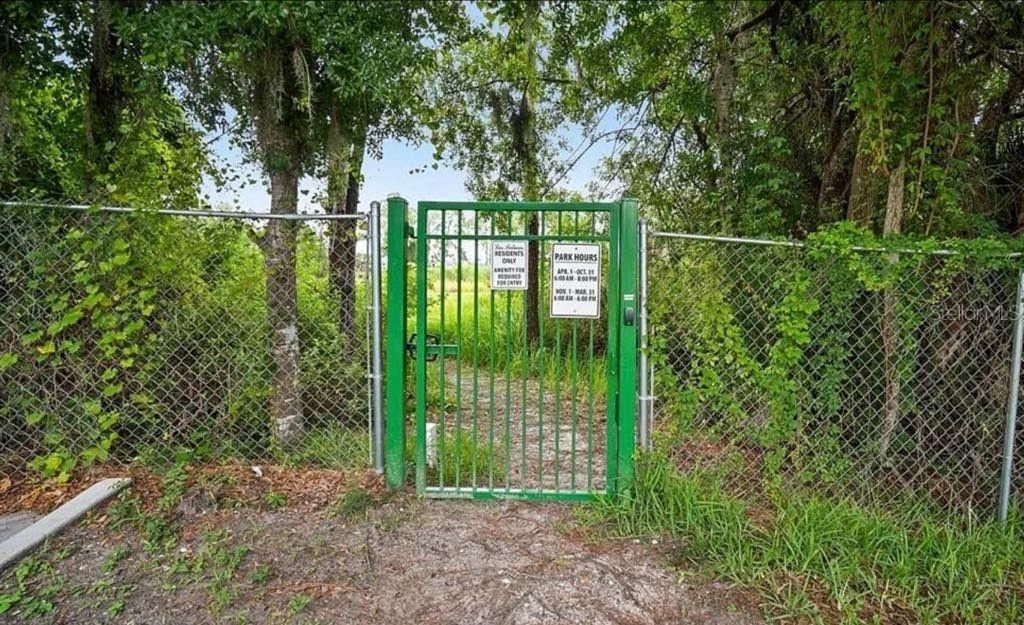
xmin=0 ymin=477 xmax=130 ymax=571
xmin=0 ymin=511 xmax=40 ymax=543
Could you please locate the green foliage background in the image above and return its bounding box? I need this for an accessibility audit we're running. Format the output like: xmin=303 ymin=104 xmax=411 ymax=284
xmin=0 ymin=209 xmax=369 ymax=478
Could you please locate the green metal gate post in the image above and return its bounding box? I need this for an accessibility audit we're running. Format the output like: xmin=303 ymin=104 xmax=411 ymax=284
xmin=385 ymin=196 xmax=409 ymax=488
xmin=615 ymin=198 xmax=639 ymax=494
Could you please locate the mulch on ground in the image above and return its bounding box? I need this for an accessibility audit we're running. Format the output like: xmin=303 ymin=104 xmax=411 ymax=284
xmin=0 ymin=463 xmax=382 ymax=516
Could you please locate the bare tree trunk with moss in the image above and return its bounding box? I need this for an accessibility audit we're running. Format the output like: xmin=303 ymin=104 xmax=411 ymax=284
xmin=0 ymin=64 xmax=9 ymax=158
xmin=878 ymin=157 xmax=906 ymax=464
xmin=254 ymin=44 xmax=308 ymax=447
xmin=84 ymin=0 xmax=126 ymax=194
xmin=265 ymin=170 xmax=303 ymax=445
xmin=326 ymin=107 xmax=362 ymax=346
xmin=519 ymin=0 xmax=541 ymax=344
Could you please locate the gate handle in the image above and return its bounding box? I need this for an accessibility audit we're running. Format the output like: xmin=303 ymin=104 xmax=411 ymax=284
xmin=406 ymin=333 xmax=441 ymax=361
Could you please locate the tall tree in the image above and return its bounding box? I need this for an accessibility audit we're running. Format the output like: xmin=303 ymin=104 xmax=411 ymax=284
xmin=567 ymin=1 xmax=1023 ymax=237
xmin=137 ymin=1 xmax=464 ymax=443
xmin=137 ymin=3 xmax=320 ymax=445
xmin=432 ymin=0 xmax=582 ymax=343
xmin=313 ymin=1 xmax=463 ymax=344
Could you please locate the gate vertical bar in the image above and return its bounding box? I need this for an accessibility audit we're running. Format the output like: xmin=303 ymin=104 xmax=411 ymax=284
xmin=415 ymin=204 xmax=429 ymax=492
xmin=370 ymin=201 xmax=384 ymax=473
xmin=616 ymin=198 xmax=639 ymax=494
xmin=385 ymin=196 xmax=409 ymax=488
xmin=605 ymin=206 xmax=621 ymax=492
xmin=999 ymin=267 xmax=1024 ymax=522
xmin=638 ymin=217 xmax=649 ymax=451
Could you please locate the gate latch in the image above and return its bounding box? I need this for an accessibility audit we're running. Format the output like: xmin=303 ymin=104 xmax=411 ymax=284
xmin=406 ymin=333 xmax=460 ymax=361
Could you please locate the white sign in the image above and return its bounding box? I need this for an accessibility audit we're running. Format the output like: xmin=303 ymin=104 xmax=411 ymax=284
xmin=490 ymin=240 xmax=528 ymax=290
xmin=550 ymin=243 xmax=601 ymax=318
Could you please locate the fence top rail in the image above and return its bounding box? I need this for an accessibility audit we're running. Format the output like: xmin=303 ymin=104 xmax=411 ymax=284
xmin=0 ymin=201 xmax=368 ymax=222
xmin=419 ymin=200 xmax=619 ymax=213
xmin=650 ymin=230 xmax=1024 ymax=260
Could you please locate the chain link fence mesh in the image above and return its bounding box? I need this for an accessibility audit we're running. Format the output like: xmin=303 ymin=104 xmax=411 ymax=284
xmin=647 ymin=233 xmax=1022 ymax=517
xmin=0 ymin=202 xmax=372 ymax=481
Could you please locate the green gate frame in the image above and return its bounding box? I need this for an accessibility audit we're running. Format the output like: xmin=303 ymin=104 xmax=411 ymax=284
xmin=384 ymin=197 xmax=638 ymax=500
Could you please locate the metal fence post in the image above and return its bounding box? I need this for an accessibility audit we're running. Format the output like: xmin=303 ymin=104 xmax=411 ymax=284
xmin=638 ymin=217 xmax=651 ymax=451
xmin=369 ymin=201 xmax=384 ymax=473
xmin=385 ymin=196 xmax=409 ymax=488
xmin=999 ymin=268 xmax=1024 ymax=522
xmin=616 ymin=198 xmax=640 ymax=494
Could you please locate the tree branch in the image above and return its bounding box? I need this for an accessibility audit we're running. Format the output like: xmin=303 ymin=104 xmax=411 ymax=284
xmin=725 ymin=0 xmax=785 ymax=42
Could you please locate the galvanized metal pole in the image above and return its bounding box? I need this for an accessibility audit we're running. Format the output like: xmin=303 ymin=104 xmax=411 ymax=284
xmin=369 ymin=201 xmax=385 ymax=473
xmin=638 ymin=217 xmax=650 ymax=450
xmin=999 ymin=268 xmax=1024 ymax=522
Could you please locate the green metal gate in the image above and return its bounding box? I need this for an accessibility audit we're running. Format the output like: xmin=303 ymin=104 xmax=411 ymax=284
xmin=384 ymin=198 xmax=638 ymax=501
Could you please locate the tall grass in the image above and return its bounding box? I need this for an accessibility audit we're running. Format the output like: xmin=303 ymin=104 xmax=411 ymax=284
xmin=417 ymin=266 xmax=608 ymax=396
xmin=585 ymin=451 xmax=1024 ymax=624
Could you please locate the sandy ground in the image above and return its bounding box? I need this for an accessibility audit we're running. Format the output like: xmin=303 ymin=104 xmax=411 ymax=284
xmin=428 ymin=361 xmax=607 ymax=493
xmin=0 ymin=496 xmax=764 ymax=625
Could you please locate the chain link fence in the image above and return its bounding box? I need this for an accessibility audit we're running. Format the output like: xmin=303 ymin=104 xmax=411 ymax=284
xmin=0 ymin=201 xmax=375 ymax=481
xmin=644 ymin=231 xmax=1024 ymax=518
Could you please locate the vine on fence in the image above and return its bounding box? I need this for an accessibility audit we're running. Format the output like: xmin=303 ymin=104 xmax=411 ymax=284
xmin=0 ymin=209 xmax=369 ymax=480
xmin=651 ymin=223 xmax=1024 ymax=511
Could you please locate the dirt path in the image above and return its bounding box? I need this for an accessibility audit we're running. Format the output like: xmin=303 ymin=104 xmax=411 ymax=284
xmin=427 ymin=361 xmax=607 ymax=492
xmin=0 ymin=498 xmax=763 ymax=625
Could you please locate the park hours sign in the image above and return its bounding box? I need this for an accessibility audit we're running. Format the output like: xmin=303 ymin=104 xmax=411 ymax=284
xmin=490 ymin=240 xmax=528 ymax=290
xmin=550 ymin=243 xmax=601 ymax=318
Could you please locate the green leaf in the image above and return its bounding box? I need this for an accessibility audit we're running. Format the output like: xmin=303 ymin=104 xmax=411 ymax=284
xmin=0 ymin=592 xmax=21 ymax=614
xmin=25 ymin=411 xmax=45 ymax=426
xmin=0 ymin=352 xmax=18 ymax=371
xmin=44 ymin=453 xmax=62 ymax=472
xmin=98 ymin=411 xmax=119 ymax=430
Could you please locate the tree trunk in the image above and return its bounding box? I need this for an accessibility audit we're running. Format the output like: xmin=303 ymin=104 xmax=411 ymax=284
xmin=0 ymin=70 xmax=8 ymax=158
xmin=846 ymin=139 xmax=878 ymax=228
xmin=878 ymin=157 xmax=906 ymax=464
xmin=712 ymin=17 xmax=740 ymax=231
xmin=326 ymin=107 xmax=361 ymax=346
xmin=84 ymin=0 xmax=125 ymax=193
xmin=266 ymin=168 xmax=303 ymax=446
xmin=253 ymin=41 xmax=308 ymax=447
xmin=816 ymin=110 xmax=856 ymax=222
xmin=521 ymin=0 xmax=541 ymax=344
xmin=522 ymin=86 xmax=540 ymax=343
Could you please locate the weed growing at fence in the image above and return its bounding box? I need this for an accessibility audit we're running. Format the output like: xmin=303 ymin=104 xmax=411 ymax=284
xmin=584 ymin=451 xmax=1024 ymax=624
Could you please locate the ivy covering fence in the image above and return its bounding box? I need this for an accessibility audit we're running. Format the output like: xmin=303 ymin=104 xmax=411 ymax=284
xmin=0 ymin=203 xmax=372 ymax=480
xmin=647 ymin=225 xmax=1024 ymax=517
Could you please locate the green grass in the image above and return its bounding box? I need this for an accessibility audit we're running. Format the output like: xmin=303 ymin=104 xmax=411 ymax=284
xmin=431 ymin=428 xmax=506 ymax=487
xmin=405 ymin=427 xmax=506 ymax=487
xmin=584 ymin=451 xmax=1024 ymax=624
xmin=284 ymin=424 xmax=369 ymax=470
xmin=327 ymin=489 xmax=375 ymax=518
xmin=416 ymin=266 xmax=608 ymax=397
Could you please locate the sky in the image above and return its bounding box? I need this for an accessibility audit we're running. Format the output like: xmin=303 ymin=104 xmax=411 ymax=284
xmin=197 ymin=1 xmax=623 ymax=215
xmin=199 ymin=113 xmax=623 ymax=216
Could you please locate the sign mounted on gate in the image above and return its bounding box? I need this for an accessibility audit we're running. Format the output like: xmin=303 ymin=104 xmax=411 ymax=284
xmin=550 ymin=243 xmax=601 ymax=318
xmin=490 ymin=240 xmax=529 ymax=290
